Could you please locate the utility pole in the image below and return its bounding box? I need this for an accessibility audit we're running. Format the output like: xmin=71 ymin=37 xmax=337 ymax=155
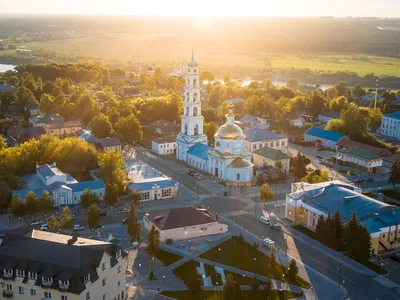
xmin=374 ymin=78 xmax=379 ymax=109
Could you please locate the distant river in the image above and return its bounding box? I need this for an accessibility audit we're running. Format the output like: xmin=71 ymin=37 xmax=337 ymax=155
xmin=0 ymin=64 xmax=15 ymax=73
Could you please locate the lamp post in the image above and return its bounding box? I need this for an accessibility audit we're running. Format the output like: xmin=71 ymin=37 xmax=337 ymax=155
xmin=253 ymin=257 xmax=257 ymax=277
xmin=162 ymin=275 xmax=165 ymax=290
xmin=188 ymin=240 xmax=191 ymax=254
xmin=338 ymin=252 xmax=344 ymax=289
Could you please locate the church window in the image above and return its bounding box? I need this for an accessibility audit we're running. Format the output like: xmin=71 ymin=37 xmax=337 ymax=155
xmin=216 ymin=142 xmax=220 ymax=147
xmin=226 ymin=143 xmax=229 ymax=148
xmin=194 ymin=124 xmax=199 ymax=135
xmin=194 ymin=107 xmax=198 ymax=116
xmin=194 ymin=93 xmax=197 ymax=102
xmin=237 ymin=173 xmax=240 ymax=181
xmin=186 ymin=107 xmax=189 ymax=116
xmin=184 ymin=124 xmax=188 ymax=135
xmin=187 ymin=79 xmax=190 ymax=86
xmin=188 ymin=69 xmax=190 ymax=73
xmin=187 ymin=92 xmax=189 ymax=101
xmin=193 ymin=79 xmax=197 ymax=87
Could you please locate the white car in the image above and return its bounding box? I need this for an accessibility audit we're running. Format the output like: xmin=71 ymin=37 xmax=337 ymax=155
xmin=73 ymin=225 xmax=85 ymax=231
xmin=262 ymin=238 xmax=275 ymax=249
xmin=40 ymin=224 xmax=48 ymax=231
xmin=30 ymin=220 xmax=43 ymax=226
xmin=258 ymin=216 xmax=270 ymax=225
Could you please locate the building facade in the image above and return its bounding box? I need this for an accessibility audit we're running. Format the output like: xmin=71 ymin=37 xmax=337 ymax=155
xmin=304 ymin=127 xmax=345 ymax=149
xmin=29 ymin=114 xmax=82 ymax=137
xmin=285 ymin=181 xmax=400 ymax=255
xmin=12 ymin=163 xmax=105 ymax=207
xmin=290 ymin=116 xmax=306 ymax=128
xmin=152 ymin=135 xmax=177 ymax=155
xmin=243 ymin=128 xmax=288 ymax=153
xmin=176 ymin=54 xmax=253 ymax=184
xmin=143 ymin=207 xmax=228 ymax=242
xmin=98 ymin=137 xmax=122 ymax=152
xmin=128 ymin=179 xmax=178 ymax=201
xmin=336 ymin=147 xmax=382 ymax=173
xmin=253 ymin=147 xmax=291 ymax=174
xmin=0 ymin=230 xmax=127 ymax=300
xmin=380 ymin=112 xmax=400 ymax=139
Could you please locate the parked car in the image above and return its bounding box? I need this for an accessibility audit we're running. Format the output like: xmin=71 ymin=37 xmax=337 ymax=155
xmin=118 ymin=208 xmax=130 ymax=214
xmin=98 ymin=209 xmax=107 ymax=217
xmin=316 ymin=154 xmax=323 ymax=159
xmin=73 ymin=225 xmax=84 ymax=231
xmin=366 ymin=177 xmax=374 ymax=182
xmin=258 ymin=216 xmax=270 ymax=225
xmin=196 ymin=175 xmax=206 ymax=180
xmin=390 ymin=253 xmax=400 ymax=263
xmin=271 ymin=224 xmax=281 ymax=231
xmin=30 ymin=220 xmax=43 ymax=226
xmin=354 ymin=178 xmax=364 ymax=183
xmin=57 ymin=229 xmax=68 ymax=235
xmin=40 ymin=224 xmax=48 ymax=231
xmin=89 ymin=224 xmax=104 ymax=231
xmin=262 ymin=238 xmax=275 ymax=249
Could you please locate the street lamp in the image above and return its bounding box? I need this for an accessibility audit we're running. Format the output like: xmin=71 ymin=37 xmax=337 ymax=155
xmin=162 ymin=275 xmax=165 ymax=289
xmin=253 ymin=257 xmax=257 ymax=276
xmin=188 ymin=240 xmax=191 ymax=254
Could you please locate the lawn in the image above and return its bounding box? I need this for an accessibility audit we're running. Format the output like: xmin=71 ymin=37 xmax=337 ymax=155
xmin=199 ymin=236 xmax=311 ymax=288
xmin=292 ymin=225 xmax=388 ymax=275
xmin=155 ymin=249 xmax=182 ymax=266
xmin=381 ymin=189 xmax=400 ymax=201
xmin=173 ymin=260 xmax=202 ymax=287
xmin=269 ymin=55 xmax=400 ymax=77
xmin=224 ymin=270 xmax=264 ymax=286
xmin=161 ymin=290 xmax=300 ymax=300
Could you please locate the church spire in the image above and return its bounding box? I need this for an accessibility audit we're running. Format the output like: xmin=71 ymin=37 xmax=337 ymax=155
xmin=226 ymin=102 xmax=235 ymax=125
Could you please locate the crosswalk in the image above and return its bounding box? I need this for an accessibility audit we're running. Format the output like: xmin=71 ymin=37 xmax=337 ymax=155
xmin=373 ymin=276 xmax=399 ymax=289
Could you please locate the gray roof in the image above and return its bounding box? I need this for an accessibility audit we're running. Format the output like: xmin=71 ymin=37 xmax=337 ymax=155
xmin=0 ymin=230 xmax=127 ymax=295
xmin=319 ymin=111 xmax=341 ymax=119
xmin=34 ymin=114 xmax=65 ymax=125
xmin=98 ymin=137 xmax=121 ymax=148
xmin=243 ymin=128 xmax=286 ymax=142
xmin=241 ymin=114 xmax=264 ymax=125
xmin=36 ymin=164 xmax=64 ymax=178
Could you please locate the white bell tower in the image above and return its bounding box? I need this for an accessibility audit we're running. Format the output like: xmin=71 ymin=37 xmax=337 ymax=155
xmin=176 ymin=50 xmax=208 ymax=162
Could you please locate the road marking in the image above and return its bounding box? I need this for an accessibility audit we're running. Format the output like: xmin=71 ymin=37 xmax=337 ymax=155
xmin=373 ymin=276 xmax=399 ymax=289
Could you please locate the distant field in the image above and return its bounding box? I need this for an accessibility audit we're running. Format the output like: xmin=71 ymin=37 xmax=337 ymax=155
xmin=22 ymin=37 xmax=400 ymax=77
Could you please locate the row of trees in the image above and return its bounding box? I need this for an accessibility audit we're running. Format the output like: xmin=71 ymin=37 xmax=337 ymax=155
xmin=316 ymin=211 xmax=371 ymax=263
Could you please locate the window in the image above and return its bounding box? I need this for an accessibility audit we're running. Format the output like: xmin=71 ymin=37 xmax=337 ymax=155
xmin=102 ymin=278 xmax=106 ymax=286
xmin=117 ymin=281 xmax=121 ymax=288
xmin=74 ymin=195 xmax=78 ymax=201
xmin=16 ymin=269 xmax=25 ymax=277
xmin=252 ymin=144 xmax=256 ymax=150
xmin=42 ymin=277 xmax=53 ymax=285
xmin=116 ymin=250 xmax=121 ymax=258
xmin=117 ymin=266 xmax=121 ymax=274
xmin=312 ymin=219 xmax=315 ymax=227
xmin=84 ymin=274 xmax=90 ymax=284
xmin=28 ymin=272 xmax=37 ymax=280
xmin=4 ymin=269 xmax=13 ymax=276
xmin=59 ymin=280 xmax=69 ymax=288
xmin=30 ymin=289 xmax=36 ymax=296
xmin=141 ymin=192 xmax=150 ymax=200
xmin=44 ymin=291 xmax=52 ymax=299
xmin=236 ymin=173 xmax=240 ymax=181
xmin=162 ymin=189 xmax=172 ymax=197
xmin=103 ymin=294 xmax=107 ymax=300
xmin=102 ymin=263 xmax=106 ymax=271
xmin=61 ymin=296 xmax=68 ymax=300
xmin=18 ymin=286 xmax=24 ymax=294
xmin=6 ymin=284 xmax=12 ymax=291
xmin=86 ymin=291 xmax=90 ymax=300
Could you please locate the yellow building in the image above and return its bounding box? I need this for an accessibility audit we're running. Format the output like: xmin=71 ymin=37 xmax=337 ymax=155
xmin=285 ymin=181 xmax=400 ymax=255
xmin=0 ymin=230 xmax=127 ymax=300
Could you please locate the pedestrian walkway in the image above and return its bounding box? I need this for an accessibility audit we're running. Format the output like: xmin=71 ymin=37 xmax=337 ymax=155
xmin=215 ymin=266 xmax=226 ymax=284
xmin=373 ymin=275 xmax=399 ymax=289
xmin=199 ymin=262 xmax=212 ymax=287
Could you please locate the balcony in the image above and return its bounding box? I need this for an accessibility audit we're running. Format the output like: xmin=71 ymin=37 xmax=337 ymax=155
xmin=41 ymin=280 xmax=52 ymax=287
xmin=2 ymin=290 xmax=13 ymax=298
xmin=59 ymin=283 xmax=69 ymax=290
xmin=2 ymin=272 xmax=13 ymax=280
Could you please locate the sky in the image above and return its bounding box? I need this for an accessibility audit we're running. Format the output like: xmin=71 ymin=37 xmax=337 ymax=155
xmin=1 ymin=0 xmax=399 ymax=18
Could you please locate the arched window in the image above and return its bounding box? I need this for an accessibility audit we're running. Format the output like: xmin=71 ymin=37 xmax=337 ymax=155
xmin=186 ymin=107 xmax=189 ymax=116
xmin=186 ymin=92 xmax=189 ymax=101
xmin=216 ymin=141 xmax=220 ymax=148
xmin=184 ymin=124 xmax=188 ymax=135
xmin=193 ymin=93 xmax=197 ymax=102
xmin=193 ymin=79 xmax=197 ymax=87
xmin=187 ymin=79 xmax=190 ymax=86
xmin=194 ymin=124 xmax=199 ymax=135
xmin=193 ymin=106 xmax=198 ymax=116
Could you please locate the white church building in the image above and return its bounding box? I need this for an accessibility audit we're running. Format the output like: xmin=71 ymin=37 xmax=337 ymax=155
xmin=176 ymin=53 xmax=253 ymax=184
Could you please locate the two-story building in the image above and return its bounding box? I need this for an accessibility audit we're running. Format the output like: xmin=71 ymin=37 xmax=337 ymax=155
xmin=336 ymin=147 xmax=382 ymax=173
xmin=12 ymin=163 xmax=105 ymax=207
xmin=98 ymin=137 xmax=122 ymax=152
xmin=0 ymin=230 xmax=127 ymax=300
xmin=8 ymin=125 xmax=46 ymax=146
xmin=29 ymin=114 xmax=82 ymax=137
xmin=253 ymin=146 xmax=291 ymax=174
xmin=285 ymin=181 xmax=400 ymax=255
xmin=243 ymin=128 xmax=288 ymax=153
xmin=152 ymin=135 xmax=177 ymax=155
xmin=380 ymin=112 xmax=400 ymax=139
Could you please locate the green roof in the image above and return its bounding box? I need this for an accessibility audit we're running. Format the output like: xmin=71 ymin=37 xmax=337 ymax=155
xmin=339 ymin=147 xmax=381 ymax=160
xmin=254 ymin=146 xmax=290 ymax=161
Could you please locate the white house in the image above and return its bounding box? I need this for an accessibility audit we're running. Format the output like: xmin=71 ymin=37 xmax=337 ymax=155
xmin=98 ymin=137 xmax=122 ymax=152
xmin=290 ymin=115 xmax=306 ymax=128
xmin=243 ymin=128 xmax=288 ymax=153
xmin=337 ymin=147 xmax=382 ymax=173
xmin=304 ymin=127 xmax=345 ymax=149
xmin=380 ymin=112 xmax=400 ymax=139
xmin=12 ymin=163 xmax=105 ymax=206
xmin=128 ymin=178 xmax=178 ymax=201
xmin=152 ymin=135 xmax=177 ymax=155
xmin=143 ymin=206 xmax=228 ymax=242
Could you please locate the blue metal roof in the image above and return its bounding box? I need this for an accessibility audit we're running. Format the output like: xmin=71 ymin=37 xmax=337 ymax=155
xmin=0 ymin=83 xmax=15 ymax=91
xmin=384 ymin=112 xmax=400 ymax=120
xmin=187 ymin=143 xmax=211 ymax=161
xmin=243 ymin=128 xmax=285 ymax=142
xmin=128 ymin=179 xmax=178 ymax=192
xmin=305 ymin=127 xmax=344 ymax=142
xmin=361 ymin=94 xmax=384 ymax=101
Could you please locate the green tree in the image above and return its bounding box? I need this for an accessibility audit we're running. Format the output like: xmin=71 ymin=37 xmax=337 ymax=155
xmin=341 ymin=103 xmax=368 ymax=137
xmin=88 ymin=204 xmax=100 ymax=228
xmin=26 ymin=191 xmax=38 ymax=215
xmin=204 ymin=122 xmax=218 ymax=145
xmin=342 ymin=212 xmax=371 ymax=263
xmin=351 ymin=84 xmax=366 ymax=98
xmin=115 ymin=115 xmax=143 ymax=142
xmin=287 ymin=259 xmax=299 ymax=282
xmin=260 ymin=183 xmax=274 ymax=201
xmin=39 ymin=93 xmax=55 ymax=113
xmin=80 ymin=189 xmax=99 ymax=209
xmin=301 ymin=169 xmax=329 ymax=184
xmin=126 ymin=201 xmax=141 ymax=244
xmin=260 ymin=279 xmax=272 ymax=299
xmin=89 ymin=113 xmax=113 ymax=138
xmin=269 ymin=249 xmax=283 ymax=280
xmin=325 ymin=87 xmax=339 ymax=99
xmin=0 ymin=136 xmax=6 ymax=150
xmin=315 ymin=214 xmax=326 ymax=242
xmin=0 ymin=181 xmax=12 ymax=210
xmin=105 ymin=183 xmax=119 ymax=206
xmin=287 ymin=79 xmax=298 ymax=91
xmin=46 ymin=215 xmax=60 ymax=231
xmin=37 ymin=191 xmax=54 ymax=215
xmin=291 ymin=151 xmax=310 ymax=181
xmin=389 ymin=160 xmax=400 ymax=189
xmin=331 ymin=210 xmax=344 ymax=250
xmin=59 ymin=206 xmax=73 ymax=230
xmin=98 ymin=150 xmax=128 ymax=195
xmin=128 ymin=189 xmax=141 ymax=205
xmin=325 ymin=119 xmax=347 ymax=134
xmin=222 ymin=274 xmax=241 ymax=300
xmin=187 ymin=271 xmax=203 ymax=293
xmin=200 ymin=71 xmax=215 ymax=82
xmin=10 ymin=195 xmax=26 ymax=218
xmin=146 ymin=225 xmax=160 ymax=280
xmin=328 ymin=96 xmax=348 ymax=112
xmin=334 ymin=82 xmax=350 ymax=96
xmin=306 ymin=91 xmax=326 ymax=116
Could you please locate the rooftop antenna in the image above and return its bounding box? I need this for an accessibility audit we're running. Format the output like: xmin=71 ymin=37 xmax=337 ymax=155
xmin=374 ymin=78 xmax=379 ymax=109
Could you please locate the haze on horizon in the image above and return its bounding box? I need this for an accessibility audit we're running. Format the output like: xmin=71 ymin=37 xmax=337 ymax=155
xmin=1 ymin=0 xmax=399 ymax=18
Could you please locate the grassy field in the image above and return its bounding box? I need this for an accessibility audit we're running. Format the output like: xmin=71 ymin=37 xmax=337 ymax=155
xmin=161 ymin=290 xmax=300 ymax=300
xmin=381 ymin=189 xmax=400 ymax=201
xmin=155 ymin=249 xmax=182 ymax=266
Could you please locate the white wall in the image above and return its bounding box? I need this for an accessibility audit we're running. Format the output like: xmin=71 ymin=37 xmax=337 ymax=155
xmin=152 ymin=141 xmax=176 ymax=155
xmin=337 ymin=153 xmax=382 ymax=168
xmin=245 ymin=138 xmax=288 ymax=153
